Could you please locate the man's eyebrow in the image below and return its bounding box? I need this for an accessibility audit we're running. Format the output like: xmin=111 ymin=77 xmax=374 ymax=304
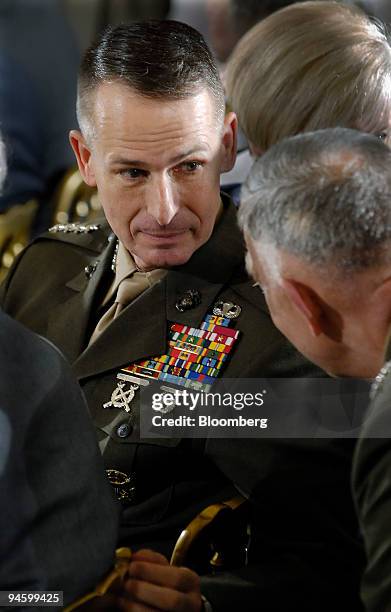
xmin=109 ymin=157 xmax=145 ymax=167
xmin=168 ymin=147 xmax=209 ymax=165
xmin=109 ymin=147 xmax=209 ymax=167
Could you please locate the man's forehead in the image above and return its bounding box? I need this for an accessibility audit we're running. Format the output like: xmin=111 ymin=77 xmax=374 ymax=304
xmin=91 ymin=81 xmax=220 ymax=127
xmin=87 ymin=82 xmax=223 ymax=160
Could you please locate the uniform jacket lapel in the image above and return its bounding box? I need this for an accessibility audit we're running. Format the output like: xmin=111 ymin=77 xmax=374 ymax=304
xmin=73 ymin=278 xmax=167 ymax=380
xmin=46 ymin=235 xmax=115 ymax=363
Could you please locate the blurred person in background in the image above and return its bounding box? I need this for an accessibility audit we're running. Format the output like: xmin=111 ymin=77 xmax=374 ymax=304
xmin=226 ymin=1 xmax=391 ymax=155
xmin=220 ymin=0 xmax=391 ymax=201
xmin=0 ymin=0 xmax=81 ymax=233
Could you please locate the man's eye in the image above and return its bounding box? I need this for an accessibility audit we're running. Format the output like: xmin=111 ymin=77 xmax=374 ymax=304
xmin=176 ymin=161 xmax=203 ymax=173
xmin=120 ymin=168 xmax=147 ymax=179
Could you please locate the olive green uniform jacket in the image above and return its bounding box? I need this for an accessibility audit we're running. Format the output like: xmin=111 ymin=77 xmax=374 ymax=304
xmin=1 ymin=198 xmax=364 ymax=611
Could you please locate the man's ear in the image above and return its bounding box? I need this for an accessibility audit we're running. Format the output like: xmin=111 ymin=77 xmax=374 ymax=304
xmin=69 ymin=130 xmax=97 ymax=187
xmin=220 ymin=111 xmax=237 ymax=172
xmin=281 ymin=278 xmax=325 ymax=337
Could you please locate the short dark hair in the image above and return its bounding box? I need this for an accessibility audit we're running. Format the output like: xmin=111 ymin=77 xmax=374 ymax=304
xmin=77 ymin=20 xmax=225 ymax=139
xmin=239 ymin=127 xmax=391 ymax=272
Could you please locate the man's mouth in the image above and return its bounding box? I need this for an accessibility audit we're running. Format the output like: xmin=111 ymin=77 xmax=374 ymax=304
xmin=139 ymin=229 xmax=189 ymax=245
xmin=142 ymin=228 xmax=188 ymax=236
xmin=141 ymin=229 xmax=188 ymax=238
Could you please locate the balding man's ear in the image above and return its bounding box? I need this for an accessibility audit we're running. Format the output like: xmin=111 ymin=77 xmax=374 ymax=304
xmin=282 ymin=279 xmax=324 ymax=337
xmin=220 ymin=111 xmax=237 ymax=172
xmin=69 ymin=130 xmax=97 ymax=187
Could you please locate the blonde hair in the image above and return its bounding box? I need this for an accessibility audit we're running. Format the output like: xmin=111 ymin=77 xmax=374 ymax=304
xmin=226 ymin=1 xmax=391 ymax=151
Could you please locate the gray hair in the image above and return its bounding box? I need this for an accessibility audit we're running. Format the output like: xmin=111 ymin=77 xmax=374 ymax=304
xmin=239 ymin=128 xmax=391 ymax=272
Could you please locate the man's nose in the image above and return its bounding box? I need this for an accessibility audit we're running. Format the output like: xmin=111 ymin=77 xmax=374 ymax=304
xmin=147 ymin=175 xmax=179 ymax=226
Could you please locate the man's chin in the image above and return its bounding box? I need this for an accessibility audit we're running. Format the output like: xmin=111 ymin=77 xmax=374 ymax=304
xmin=133 ymin=248 xmax=194 ymax=271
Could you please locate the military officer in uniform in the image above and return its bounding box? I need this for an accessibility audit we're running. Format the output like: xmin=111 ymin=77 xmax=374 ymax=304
xmin=240 ymin=127 xmax=391 ymax=612
xmin=1 ymin=22 xmax=364 ymax=611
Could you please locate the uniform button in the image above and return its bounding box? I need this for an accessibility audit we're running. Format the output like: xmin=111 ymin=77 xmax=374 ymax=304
xmin=116 ymin=423 xmax=132 ymax=438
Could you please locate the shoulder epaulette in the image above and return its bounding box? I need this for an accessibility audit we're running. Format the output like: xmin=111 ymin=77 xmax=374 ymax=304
xmin=40 ymin=219 xmax=110 ymax=254
xmin=48 ymin=222 xmax=101 ymax=234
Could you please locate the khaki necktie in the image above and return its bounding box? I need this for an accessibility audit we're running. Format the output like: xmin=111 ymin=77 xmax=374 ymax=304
xmin=90 ymin=273 xmax=151 ymax=343
xmin=89 ymin=243 xmax=166 ymax=345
